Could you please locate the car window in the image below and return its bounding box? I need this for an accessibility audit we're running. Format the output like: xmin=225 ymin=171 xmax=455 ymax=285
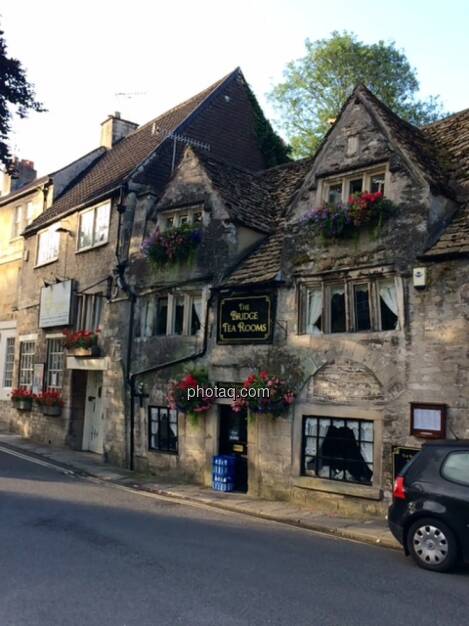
xmin=441 ymin=451 xmax=469 ymax=486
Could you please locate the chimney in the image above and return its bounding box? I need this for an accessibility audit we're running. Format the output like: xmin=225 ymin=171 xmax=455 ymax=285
xmin=2 ymin=158 xmax=37 ymax=195
xmin=100 ymin=112 xmax=138 ymax=149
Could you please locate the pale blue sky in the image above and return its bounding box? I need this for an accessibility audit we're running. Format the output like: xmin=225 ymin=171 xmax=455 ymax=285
xmin=1 ymin=0 xmax=468 ymax=175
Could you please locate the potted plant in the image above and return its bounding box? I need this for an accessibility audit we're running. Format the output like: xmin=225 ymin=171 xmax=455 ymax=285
xmin=35 ymin=390 xmax=64 ymax=417
xmin=232 ymin=370 xmax=295 ymax=418
xmin=167 ymin=366 xmax=213 ymax=424
xmin=141 ymin=223 xmax=202 ymax=269
xmin=63 ymin=329 xmax=100 ymax=357
xmin=11 ymin=388 xmax=34 ymax=411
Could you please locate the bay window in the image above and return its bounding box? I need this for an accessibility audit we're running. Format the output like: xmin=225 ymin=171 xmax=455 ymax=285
xmin=77 ymin=201 xmax=111 ymax=251
xmin=300 ymin=276 xmax=400 ymax=334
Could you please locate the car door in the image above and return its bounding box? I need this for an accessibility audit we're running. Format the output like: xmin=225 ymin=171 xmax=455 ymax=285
xmin=439 ymin=450 xmax=469 ymax=560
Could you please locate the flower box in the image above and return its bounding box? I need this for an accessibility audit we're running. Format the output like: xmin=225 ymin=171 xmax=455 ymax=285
xmin=10 ymin=388 xmax=35 ymax=411
xmin=142 ymin=224 xmax=202 ymax=268
xmin=13 ymin=397 xmax=33 ymax=411
xmin=41 ymin=404 xmax=63 ymax=417
xmin=66 ymin=346 xmax=100 ymax=358
xmin=233 ymin=371 xmax=295 ymax=418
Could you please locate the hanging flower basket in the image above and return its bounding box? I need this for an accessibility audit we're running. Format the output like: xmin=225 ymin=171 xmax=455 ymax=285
xmin=168 ymin=367 xmax=213 ymax=424
xmin=301 ymin=191 xmax=395 ymax=239
xmin=11 ymin=388 xmax=34 ymax=411
xmin=63 ymin=329 xmax=100 ymax=357
xmin=36 ymin=391 xmax=64 ymax=417
xmin=232 ymin=371 xmax=295 ymax=418
xmin=142 ymin=224 xmax=202 ymax=268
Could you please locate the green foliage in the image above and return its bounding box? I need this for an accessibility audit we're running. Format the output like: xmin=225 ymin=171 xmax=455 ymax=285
xmin=246 ymin=83 xmax=291 ymax=166
xmin=269 ymin=31 xmax=446 ymax=158
xmin=0 ymin=28 xmax=45 ymax=169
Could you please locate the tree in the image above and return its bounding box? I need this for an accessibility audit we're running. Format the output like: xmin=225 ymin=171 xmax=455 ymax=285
xmin=269 ymin=31 xmax=445 ymax=158
xmin=0 ymin=28 xmax=45 ymax=170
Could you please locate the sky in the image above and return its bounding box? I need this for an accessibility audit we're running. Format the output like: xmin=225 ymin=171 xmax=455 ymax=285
xmin=1 ymin=0 xmax=469 ymax=177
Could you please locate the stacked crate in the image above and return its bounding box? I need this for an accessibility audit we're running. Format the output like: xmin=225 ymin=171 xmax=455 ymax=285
xmin=212 ymin=455 xmax=237 ymax=492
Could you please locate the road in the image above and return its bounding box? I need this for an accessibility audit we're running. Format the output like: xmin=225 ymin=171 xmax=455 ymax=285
xmin=0 ymin=448 xmax=468 ymax=626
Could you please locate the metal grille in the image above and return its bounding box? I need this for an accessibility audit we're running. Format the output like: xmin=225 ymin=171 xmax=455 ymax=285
xmin=302 ymin=416 xmax=374 ymax=485
xmin=2 ymin=337 xmax=15 ymax=388
xmin=148 ymin=406 xmax=178 ymax=453
xmin=46 ymin=338 xmax=64 ymax=391
xmin=19 ymin=341 xmax=36 ymax=389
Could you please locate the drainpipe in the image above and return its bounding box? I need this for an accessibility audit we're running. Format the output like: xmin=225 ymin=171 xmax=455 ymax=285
xmin=128 ymin=290 xmax=214 ymax=471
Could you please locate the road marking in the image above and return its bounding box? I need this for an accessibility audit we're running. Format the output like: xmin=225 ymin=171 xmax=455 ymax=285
xmin=0 ymin=445 xmax=76 ymax=476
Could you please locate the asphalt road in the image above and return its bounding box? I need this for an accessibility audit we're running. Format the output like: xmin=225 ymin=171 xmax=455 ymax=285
xmin=0 ymin=449 xmax=468 ymax=626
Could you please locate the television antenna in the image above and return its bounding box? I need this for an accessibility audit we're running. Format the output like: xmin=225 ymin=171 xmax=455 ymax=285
xmin=151 ymin=124 xmax=211 ymax=172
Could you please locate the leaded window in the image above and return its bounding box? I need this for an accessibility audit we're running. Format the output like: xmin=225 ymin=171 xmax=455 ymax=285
xmin=302 ymin=416 xmax=374 ymax=485
xmin=46 ymin=339 xmax=64 ymax=391
xmin=148 ymin=406 xmax=178 ymax=453
xmin=19 ymin=341 xmax=36 ymax=389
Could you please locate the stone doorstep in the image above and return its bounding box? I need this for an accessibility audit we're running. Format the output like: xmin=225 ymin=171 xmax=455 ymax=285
xmin=0 ymin=433 xmax=400 ymax=552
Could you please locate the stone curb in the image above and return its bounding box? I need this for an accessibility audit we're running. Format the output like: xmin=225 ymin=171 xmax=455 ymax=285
xmin=0 ymin=439 xmax=399 ymax=552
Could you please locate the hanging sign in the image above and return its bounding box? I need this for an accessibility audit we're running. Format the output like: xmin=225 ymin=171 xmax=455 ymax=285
xmin=39 ymin=280 xmax=73 ymax=328
xmin=217 ymin=293 xmax=274 ymax=344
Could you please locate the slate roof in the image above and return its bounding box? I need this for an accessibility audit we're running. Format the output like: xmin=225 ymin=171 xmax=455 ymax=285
xmin=423 ymin=202 xmax=469 ymax=258
xmin=422 ymin=108 xmax=469 ymax=189
xmin=26 ymin=70 xmax=238 ymax=233
xmin=222 ymin=223 xmax=286 ymax=286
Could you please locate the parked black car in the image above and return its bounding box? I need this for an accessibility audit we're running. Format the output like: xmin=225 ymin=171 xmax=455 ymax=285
xmin=388 ymin=440 xmax=469 ymax=572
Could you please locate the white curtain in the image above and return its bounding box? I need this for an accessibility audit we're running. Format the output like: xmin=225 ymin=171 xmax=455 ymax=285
xmin=306 ymin=289 xmax=322 ymax=335
xmin=192 ymin=296 xmax=203 ymax=334
xmin=379 ymin=280 xmax=399 ymax=327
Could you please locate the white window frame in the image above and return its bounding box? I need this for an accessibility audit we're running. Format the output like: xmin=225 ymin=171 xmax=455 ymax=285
xmin=36 ymin=226 xmax=60 ymax=267
xmin=137 ymin=291 xmax=204 ymax=338
xmin=321 ymin=167 xmax=388 ymax=205
xmin=158 ymin=206 xmax=204 ymax=232
xmin=45 ymin=338 xmax=65 ymax=391
xmin=75 ymin=293 xmax=103 ymax=331
xmin=11 ymin=205 xmax=24 ymax=240
xmin=76 ymin=200 xmax=111 ymax=252
xmin=18 ymin=340 xmax=36 ymax=390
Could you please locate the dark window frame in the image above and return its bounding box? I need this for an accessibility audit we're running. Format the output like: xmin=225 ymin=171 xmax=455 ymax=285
xmin=410 ymin=402 xmax=447 ymax=439
xmin=301 ymin=415 xmax=374 ymax=486
xmin=148 ymin=405 xmax=178 ymax=454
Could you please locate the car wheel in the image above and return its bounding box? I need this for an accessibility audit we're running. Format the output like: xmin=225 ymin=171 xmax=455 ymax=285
xmin=407 ymin=518 xmax=458 ymax=572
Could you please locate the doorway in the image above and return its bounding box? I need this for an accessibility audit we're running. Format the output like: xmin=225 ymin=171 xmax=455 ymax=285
xmin=219 ymin=404 xmax=248 ymax=492
xmin=82 ymin=371 xmax=104 ymax=454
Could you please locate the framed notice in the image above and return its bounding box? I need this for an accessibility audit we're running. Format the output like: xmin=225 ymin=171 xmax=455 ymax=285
xmin=32 ymin=364 xmax=45 ymax=395
xmin=410 ymin=402 xmax=447 ymax=439
xmin=217 ymin=293 xmax=275 ymax=344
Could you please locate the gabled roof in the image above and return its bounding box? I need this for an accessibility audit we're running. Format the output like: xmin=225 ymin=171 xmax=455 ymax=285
xmin=0 ymin=175 xmax=49 ymax=206
xmin=26 ymin=69 xmax=241 ymax=233
xmin=422 ymin=108 xmax=469 ymax=188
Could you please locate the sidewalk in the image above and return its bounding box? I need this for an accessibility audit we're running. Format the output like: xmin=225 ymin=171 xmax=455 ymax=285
xmin=0 ymin=431 xmax=399 ymax=551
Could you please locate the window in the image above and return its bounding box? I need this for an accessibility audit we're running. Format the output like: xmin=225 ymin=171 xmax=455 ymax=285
xmin=322 ymin=170 xmax=386 ymax=204
xmin=300 ymin=276 xmax=399 ymax=334
xmin=77 ymin=201 xmax=111 ymax=251
xmin=159 ymin=206 xmax=204 ymax=231
xmin=26 ymin=201 xmax=35 ymax=225
xmin=148 ymin=406 xmax=178 ymax=453
xmin=12 ymin=205 xmax=24 ymax=239
xmin=137 ymin=292 xmax=203 ymax=338
xmin=302 ymin=417 xmax=374 ymax=485
xmin=442 ymin=452 xmax=469 ymax=486
xmin=76 ymin=293 xmax=103 ymax=331
xmin=37 ymin=227 xmax=60 ymax=266
xmin=2 ymin=337 xmax=15 ymax=388
xmin=19 ymin=341 xmax=35 ymax=389
xmin=46 ymin=339 xmax=64 ymax=391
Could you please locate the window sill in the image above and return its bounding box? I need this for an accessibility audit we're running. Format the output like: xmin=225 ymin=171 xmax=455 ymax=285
xmin=297 ymin=328 xmax=400 ymax=338
xmin=148 ymin=448 xmax=178 ymax=456
xmin=76 ymin=240 xmax=109 ymax=254
xmin=34 ymin=258 xmax=59 ymax=269
xmin=293 ymin=476 xmax=382 ymax=500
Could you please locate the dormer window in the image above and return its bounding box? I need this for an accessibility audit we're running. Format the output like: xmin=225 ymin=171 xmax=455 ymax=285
xmin=322 ymin=169 xmax=386 ymax=205
xmin=159 ymin=205 xmax=205 ymax=231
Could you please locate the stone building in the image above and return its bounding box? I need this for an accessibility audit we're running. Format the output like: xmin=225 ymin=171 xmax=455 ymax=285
xmin=3 ymin=68 xmax=289 ymax=464
xmin=124 ymin=85 xmax=469 ymax=516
